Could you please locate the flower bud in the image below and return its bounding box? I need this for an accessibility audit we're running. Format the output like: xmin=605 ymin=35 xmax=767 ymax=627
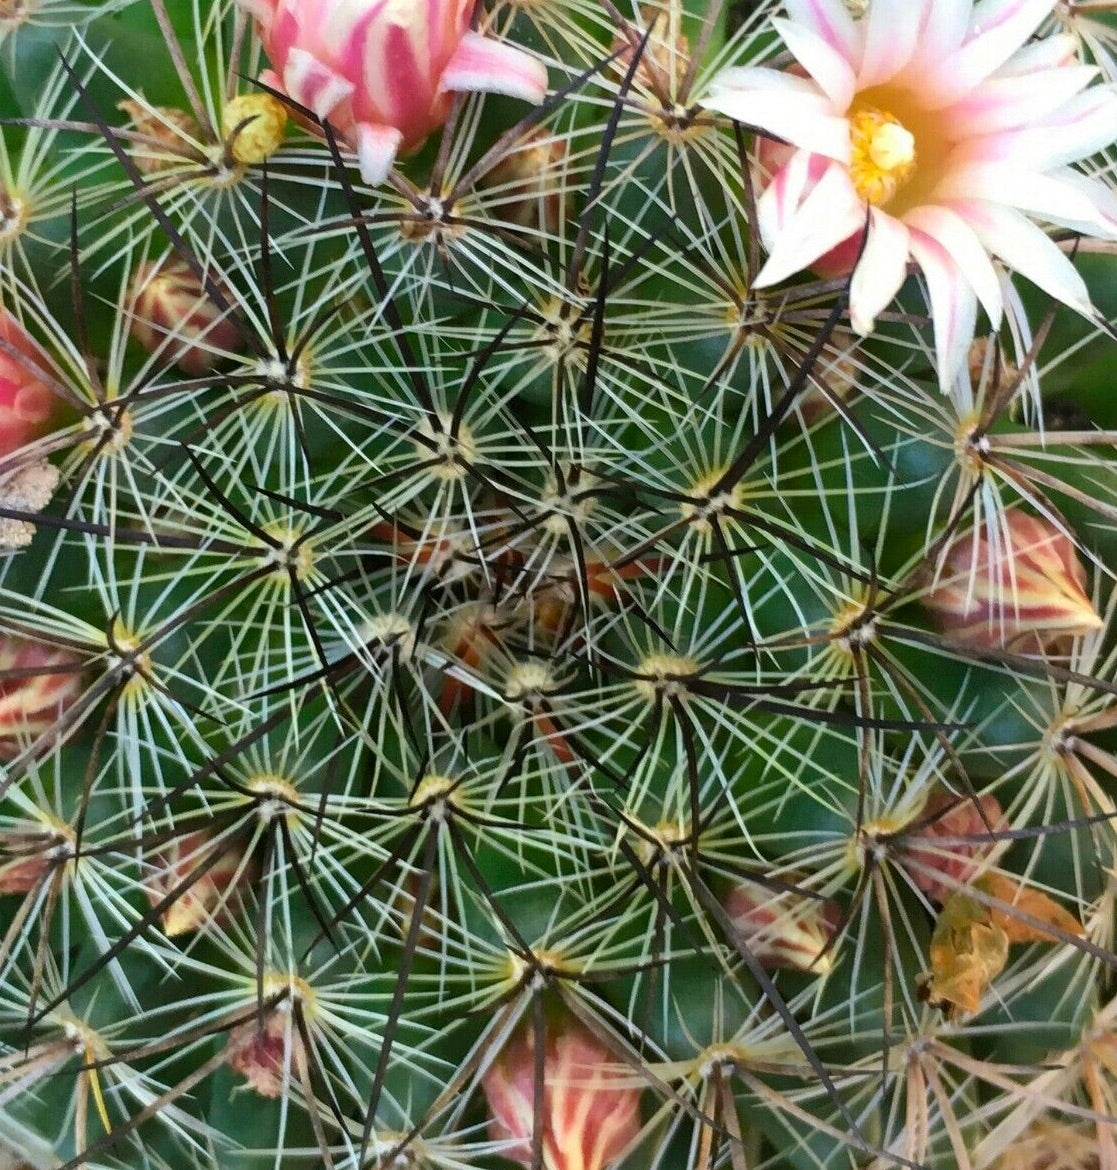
xmin=0 ymin=824 xmax=74 ymax=895
xmin=144 ymin=830 xmax=255 ymax=936
xmin=482 ymin=1017 xmax=641 ymax=1170
xmin=723 ymin=876 xmax=841 ymax=974
xmin=0 ymin=637 xmax=83 ymax=760
xmin=221 ymin=93 xmax=288 ymax=165
xmin=239 ymin=0 xmax=548 ymax=185
xmin=917 ymin=891 xmax=1009 ymax=1018
xmin=483 ymin=131 xmax=567 ymax=237
xmin=117 ymin=99 xmax=204 ymax=174
xmin=226 ymin=976 xmax=312 ymax=1097
xmin=0 ymin=311 xmax=55 ymax=458
xmin=0 ymin=459 xmax=59 ymax=550
xmin=610 ymin=6 xmax=692 ymax=95
xmin=226 ymin=1012 xmax=302 ymax=1097
xmin=923 ymin=508 xmax=1102 ymax=654
xmin=128 ymin=259 xmax=243 ymax=376
xmin=899 ymin=791 xmax=1004 ymax=905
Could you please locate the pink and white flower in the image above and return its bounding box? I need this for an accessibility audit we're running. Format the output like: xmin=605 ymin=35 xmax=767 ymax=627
xmin=238 ymin=0 xmax=549 ymax=185
xmin=702 ymin=0 xmax=1117 ymax=387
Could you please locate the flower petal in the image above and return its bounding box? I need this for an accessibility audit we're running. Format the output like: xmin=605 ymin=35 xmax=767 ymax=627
xmin=772 ymin=17 xmax=856 ymax=109
xmin=962 ymin=87 xmax=1117 ymax=170
xmin=703 ymin=68 xmax=851 ymax=160
xmin=943 ymin=65 xmax=1097 ymax=136
xmin=440 ymin=30 xmax=548 ymax=103
xmin=905 ymin=0 xmax=971 ymax=77
xmin=754 ymin=161 xmax=866 ymax=288
xmin=784 ymin=0 xmax=860 ymax=64
xmin=904 ymin=204 xmax=1002 ymax=327
xmin=908 ymin=228 xmax=979 ymax=390
xmin=960 ymin=201 xmax=1095 ymax=317
xmin=924 ymin=0 xmax=1055 ymax=108
xmin=938 ymin=164 xmax=1115 ymax=233
xmin=282 ymin=47 xmax=355 ymax=120
xmin=849 ymin=208 xmax=910 ymax=334
xmin=354 ymin=121 xmax=404 ymax=185
xmin=860 ymin=0 xmax=926 ymax=87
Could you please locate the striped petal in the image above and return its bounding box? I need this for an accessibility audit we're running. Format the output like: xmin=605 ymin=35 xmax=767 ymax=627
xmin=849 ymin=208 xmax=911 ymax=334
xmin=440 ymin=30 xmax=548 ymax=103
xmin=960 ymin=201 xmax=1095 ymax=316
xmin=904 ymin=203 xmax=1002 ymax=326
xmin=703 ymin=67 xmax=851 ymax=161
xmin=754 ymin=161 xmax=866 ymax=288
xmin=908 ymin=228 xmax=979 ymax=390
xmin=784 ymin=0 xmax=860 ymax=64
xmin=773 ymin=16 xmax=856 ymax=109
xmin=924 ymin=0 xmax=1055 ymax=108
xmin=860 ymin=0 xmax=927 ymax=87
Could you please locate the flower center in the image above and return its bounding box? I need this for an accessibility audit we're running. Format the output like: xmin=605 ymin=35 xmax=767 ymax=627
xmin=849 ymin=105 xmax=916 ymax=207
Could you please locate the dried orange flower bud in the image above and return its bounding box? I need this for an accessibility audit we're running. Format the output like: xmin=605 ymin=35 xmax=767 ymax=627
xmin=221 ymin=93 xmax=288 ymax=165
xmin=117 ymin=99 xmax=204 ymax=174
xmin=482 ymin=1017 xmax=641 ymax=1170
xmin=917 ymin=892 xmax=1008 ymax=1018
xmin=129 ymin=259 xmax=243 ymax=376
xmin=923 ymin=508 xmax=1102 ymax=654
xmin=0 ymin=636 xmax=83 ymax=760
xmin=723 ymin=876 xmax=841 ymax=974
xmin=977 ymin=872 xmax=1085 ymax=945
xmin=483 ymin=131 xmax=567 ymax=237
xmin=144 ymin=830 xmax=255 ymax=936
xmin=900 ymin=791 xmax=1005 ymax=905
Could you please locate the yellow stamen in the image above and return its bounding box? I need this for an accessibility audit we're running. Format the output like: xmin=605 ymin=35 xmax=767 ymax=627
xmin=849 ymin=105 xmax=916 ymax=206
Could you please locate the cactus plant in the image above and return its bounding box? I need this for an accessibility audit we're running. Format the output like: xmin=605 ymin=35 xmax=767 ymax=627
xmin=3 ymin=1 xmax=1117 ymax=1168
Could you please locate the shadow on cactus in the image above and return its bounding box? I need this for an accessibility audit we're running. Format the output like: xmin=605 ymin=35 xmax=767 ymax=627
xmin=2 ymin=1 xmax=1117 ymax=1169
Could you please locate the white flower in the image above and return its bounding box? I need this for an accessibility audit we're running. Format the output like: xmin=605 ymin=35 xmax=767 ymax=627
xmin=703 ymin=0 xmax=1117 ymax=387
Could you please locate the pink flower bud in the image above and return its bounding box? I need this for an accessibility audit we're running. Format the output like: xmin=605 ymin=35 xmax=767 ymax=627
xmin=0 ymin=311 xmax=55 ymax=458
xmin=144 ymin=830 xmax=256 ymax=936
xmin=923 ymin=509 xmax=1103 ymax=654
xmin=723 ymin=877 xmax=841 ymax=974
xmin=0 ymin=637 xmax=84 ymax=761
xmin=227 ymin=1012 xmax=301 ymax=1097
xmin=0 ymin=825 xmax=74 ymax=895
xmin=239 ymin=0 xmax=548 ymax=185
xmin=129 ymin=260 xmax=243 ymax=376
xmin=899 ymin=791 xmax=1005 ymax=905
xmin=482 ymin=1018 xmax=641 ymax=1170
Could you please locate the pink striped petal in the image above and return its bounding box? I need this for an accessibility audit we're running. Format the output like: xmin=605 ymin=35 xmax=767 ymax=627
xmin=784 ymin=0 xmax=860 ymax=64
xmin=994 ymin=32 xmax=1080 ymax=76
xmin=704 ymin=68 xmax=851 ymax=161
xmin=905 ymin=0 xmax=971 ymax=77
xmin=945 ymin=65 xmax=1096 ymax=136
xmin=354 ymin=121 xmax=403 ymax=185
xmin=908 ymin=229 xmax=978 ymax=390
xmin=772 ymin=17 xmax=856 ymax=109
xmin=439 ymin=30 xmax=548 ymax=103
xmin=938 ymin=165 xmax=1113 ymax=232
xmin=849 ymin=208 xmax=911 ymax=334
xmin=282 ymin=47 xmax=355 ymax=120
xmin=860 ymin=0 xmax=927 ymax=87
xmin=904 ymin=204 xmax=1002 ymax=326
xmin=960 ymin=201 xmax=1095 ymax=316
xmin=964 ymin=88 xmax=1117 ymax=170
xmin=754 ymin=161 xmax=866 ymax=289
xmin=924 ymin=0 xmax=1055 ymax=108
